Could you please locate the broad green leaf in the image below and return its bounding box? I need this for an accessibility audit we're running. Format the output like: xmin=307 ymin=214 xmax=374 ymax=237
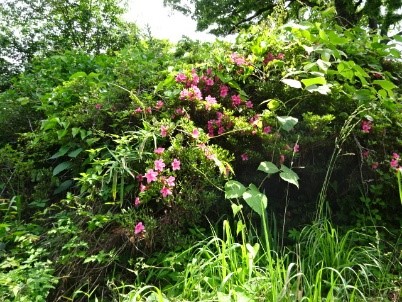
xmin=277 ymin=116 xmax=298 ymax=132
xmin=281 ymin=78 xmax=302 ymax=89
xmin=306 ymin=84 xmax=332 ymax=95
xmin=50 ymin=145 xmax=71 ymax=159
xmin=242 ymin=184 xmax=268 ymax=217
xmin=71 ymin=127 xmax=81 ymax=138
xmin=373 ymin=80 xmax=397 ymax=91
xmin=279 ymin=165 xmax=299 ymax=188
xmin=258 ymin=161 xmax=280 ymax=174
xmin=54 ymin=179 xmax=73 ymax=194
xmin=267 ymin=99 xmax=280 ymax=110
xmin=53 ymin=161 xmax=73 ymax=176
xmin=317 ymin=59 xmax=331 ymax=72
xmin=225 ymin=180 xmax=247 ymax=199
xmin=68 ymin=148 xmax=83 ymax=158
xmin=301 ymin=77 xmax=326 ymax=87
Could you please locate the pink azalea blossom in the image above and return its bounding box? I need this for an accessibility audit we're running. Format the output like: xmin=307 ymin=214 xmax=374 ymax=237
xmin=218 ymin=127 xmax=225 ymax=135
xmin=160 ymin=186 xmax=173 ymax=198
xmin=136 ymin=174 xmax=143 ymax=182
xmin=192 ymin=128 xmax=200 ymax=139
xmin=154 ymin=147 xmax=165 ymax=155
xmin=231 ymin=94 xmax=242 ymax=107
xmin=134 ymin=107 xmax=143 ymax=113
xmin=390 ymin=158 xmax=399 ymax=168
xmin=154 ymin=159 xmax=166 ymax=171
xmin=161 ymin=125 xmax=168 ymax=137
xmin=134 ymin=197 xmax=141 ymax=207
xmin=241 ymin=153 xmax=249 ymax=161
xmin=263 ymin=126 xmax=272 ymax=134
xmin=175 ymin=107 xmax=185 ymax=115
xmin=191 ymin=69 xmax=200 ymax=85
xmin=144 ymin=169 xmax=158 ymax=183
xmin=155 ymin=100 xmax=164 ymax=110
xmin=361 ymin=120 xmax=372 ymax=133
xmin=140 ymin=184 xmax=147 ymax=192
xmin=205 ymin=95 xmax=217 ymax=110
xmin=166 ymin=176 xmax=175 ymax=187
xmin=293 ymin=144 xmax=300 ymax=153
xmin=134 ymin=222 xmax=145 ymax=234
xmin=371 ymin=162 xmax=379 ymax=170
xmin=392 ymin=153 xmax=400 ymax=160
xmin=220 ymin=85 xmax=229 ymax=97
xmin=95 ymin=103 xmax=102 ymax=110
xmin=179 ymin=85 xmax=202 ymax=101
xmin=362 ymin=150 xmax=369 ymax=158
xmin=264 ymin=53 xmax=275 ymax=64
xmin=172 ymin=158 xmax=181 ymax=171
xmin=230 ymin=53 xmax=248 ymax=66
xmin=146 ymin=107 xmax=152 ymax=113
xmin=175 ymin=72 xmax=187 ymax=83
xmin=205 ymin=77 xmax=214 ymax=86
xmin=245 ymin=100 xmax=253 ymax=108
xmin=277 ymin=53 xmax=285 ymax=60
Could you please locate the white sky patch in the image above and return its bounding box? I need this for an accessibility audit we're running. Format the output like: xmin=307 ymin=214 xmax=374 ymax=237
xmin=124 ymin=0 xmax=217 ymax=42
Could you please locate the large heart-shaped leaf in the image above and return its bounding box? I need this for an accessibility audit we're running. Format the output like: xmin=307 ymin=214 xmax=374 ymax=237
xmin=242 ymin=184 xmax=268 ymax=217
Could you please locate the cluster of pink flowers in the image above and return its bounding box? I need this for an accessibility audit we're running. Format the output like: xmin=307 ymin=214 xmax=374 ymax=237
xmin=134 ymin=222 xmax=145 ymax=235
xmin=231 ymin=94 xmax=242 ymax=107
xmin=230 ymin=53 xmax=249 ymax=66
xmin=180 ymin=85 xmax=202 ymax=101
xmin=205 ymin=95 xmax=217 ymax=110
xmin=263 ymin=52 xmax=285 ymax=65
xmin=361 ymin=120 xmax=372 ymax=133
xmin=207 ymin=112 xmax=233 ymax=137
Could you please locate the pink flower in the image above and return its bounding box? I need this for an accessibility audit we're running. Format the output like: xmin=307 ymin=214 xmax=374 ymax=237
xmin=277 ymin=53 xmax=285 ymax=60
xmin=371 ymin=162 xmax=379 ymax=170
xmin=175 ymin=72 xmax=187 ymax=83
xmin=140 ymin=184 xmax=147 ymax=192
xmin=362 ymin=150 xmax=369 ymax=158
xmin=166 ymin=176 xmax=175 ymax=187
xmin=390 ymin=159 xmax=399 ymax=168
xmin=293 ymin=144 xmax=300 ymax=153
xmin=241 ymin=153 xmax=249 ymax=161
xmin=279 ymin=154 xmax=285 ymax=164
xmin=231 ymin=94 xmax=242 ymax=107
xmin=218 ymin=127 xmax=225 ymax=135
xmin=136 ymin=174 xmax=143 ymax=182
xmin=361 ymin=120 xmax=372 ymax=133
xmin=205 ymin=78 xmax=214 ymax=86
xmin=95 ymin=103 xmax=102 ymax=110
xmin=161 ymin=125 xmax=168 ymax=137
xmin=160 ymin=186 xmax=172 ymax=198
xmin=191 ymin=69 xmax=199 ymax=85
xmin=230 ymin=53 xmax=248 ymax=66
xmin=205 ymin=95 xmax=217 ymax=110
xmin=154 ymin=147 xmax=165 ymax=155
xmin=192 ymin=128 xmax=200 ymax=138
xmin=154 ymin=159 xmax=165 ymax=171
xmin=175 ymin=107 xmax=185 ymax=115
xmin=134 ymin=107 xmax=143 ymax=113
xmin=144 ymin=169 xmax=158 ymax=183
xmin=220 ymin=85 xmax=229 ymax=97
xmin=263 ymin=126 xmax=272 ymax=134
xmin=146 ymin=107 xmax=152 ymax=114
xmin=245 ymin=100 xmax=253 ymax=108
xmin=134 ymin=197 xmax=141 ymax=207
xmin=264 ymin=53 xmax=275 ymax=64
xmin=172 ymin=158 xmax=181 ymax=171
xmin=155 ymin=100 xmax=164 ymax=110
xmin=179 ymin=85 xmax=202 ymax=101
xmin=392 ymin=153 xmax=400 ymax=160
xmin=134 ymin=222 xmax=145 ymax=234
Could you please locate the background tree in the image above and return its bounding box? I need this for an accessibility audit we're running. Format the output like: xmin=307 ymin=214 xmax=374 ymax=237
xmin=0 ymin=0 xmax=135 ymax=91
xmin=163 ymin=0 xmax=402 ymax=36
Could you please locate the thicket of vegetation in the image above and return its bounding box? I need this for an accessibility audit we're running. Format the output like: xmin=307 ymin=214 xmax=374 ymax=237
xmin=1 ymin=0 xmax=401 ymax=301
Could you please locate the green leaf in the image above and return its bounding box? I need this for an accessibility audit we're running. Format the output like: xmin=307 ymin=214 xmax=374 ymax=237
xmin=68 ymin=148 xmax=83 ymax=158
xmin=277 ymin=116 xmax=298 ymax=132
xmin=231 ymin=203 xmax=243 ymax=216
xmin=257 ymin=161 xmax=280 ymax=174
xmin=53 ymin=162 xmax=73 ymax=176
xmin=225 ymin=180 xmax=247 ymax=199
xmin=279 ymin=165 xmax=299 ymax=188
xmin=54 ymin=180 xmax=73 ymax=194
xmin=373 ymin=80 xmax=397 ymax=91
xmin=242 ymin=184 xmax=268 ymax=217
xmin=301 ymin=77 xmax=326 ymax=87
xmin=306 ymin=84 xmax=332 ymax=95
xmin=50 ymin=145 xmax=71 ymax=159
xmin=317 ymin=59 xmax=331 ymax=72
xmin=281 ymin=78 xmax=302 ymax=89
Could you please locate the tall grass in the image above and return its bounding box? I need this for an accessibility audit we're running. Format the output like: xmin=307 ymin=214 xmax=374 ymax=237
xmin=115 ymin=211 xmax=396 ymax=302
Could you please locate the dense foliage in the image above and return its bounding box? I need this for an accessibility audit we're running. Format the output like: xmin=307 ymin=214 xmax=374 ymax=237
xmin=164 ymin=0 xmax=402 ymax=36
xmin=0 ymin=1 xmax=401 ymax=301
